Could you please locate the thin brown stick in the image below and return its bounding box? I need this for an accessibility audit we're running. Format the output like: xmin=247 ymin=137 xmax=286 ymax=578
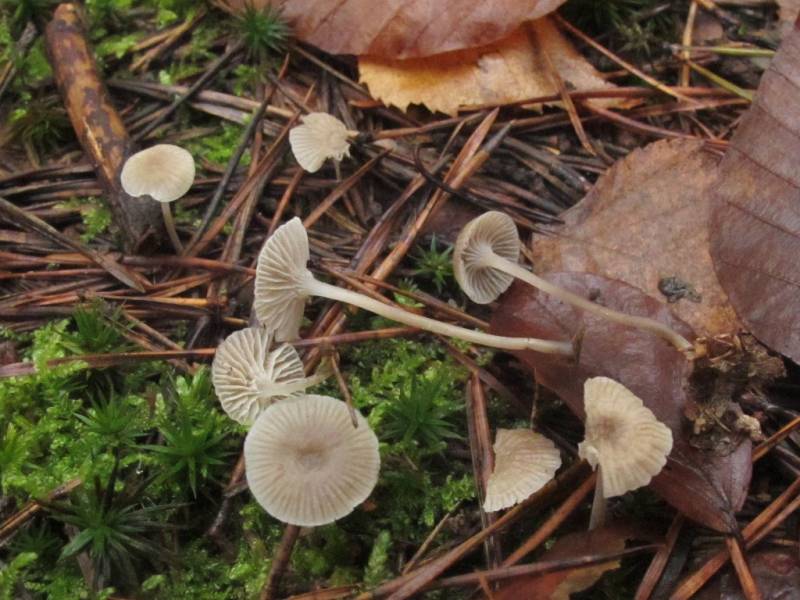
xmin=635 ymin=514 xmax=684 ymax=600
xmin=261 ymin=524 xmax=301 ymax=600
xmin=725 ymin=536 xmax=763 ymax=600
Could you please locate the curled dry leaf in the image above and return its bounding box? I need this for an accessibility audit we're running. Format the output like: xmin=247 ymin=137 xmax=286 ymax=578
xmin=532 ymin=139 xmax=740 ymax=338
xmin=359 ymin=19 xmax=619 ymax=116
xmin=225 ymin=0 xmax=566 ymax=58
xmin=491 ymin=275 xmax=751 ymax=532
xmin=710 ymin=23 xmax=800 ymax=363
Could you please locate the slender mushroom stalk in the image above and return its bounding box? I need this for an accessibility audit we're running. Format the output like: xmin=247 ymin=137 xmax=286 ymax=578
xmin=120 ymin=144 xmax=195 ymax=253
xmin=255 ymin=218 xmax=573 ymax=355
xmin=578 ymin=377 xmax=673 ymax=530
xmin=212 ymin=326 xmax=331 ymax=425
xmin=453 ymin=211 xmax=694 ymax=353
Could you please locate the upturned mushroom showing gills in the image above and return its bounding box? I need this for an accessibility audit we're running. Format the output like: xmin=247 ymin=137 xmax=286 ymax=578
xmin=212 ymin=327 xmax=330 ymax=425
xmin=483 ymin=429 xmax=561 ymax=512
xmin=244 ymin=394 xmax=380 ymax=527
xmin=289 ymin=112 xmax=352 ymax=173
xmin=578 ymin=377 xmax=673 ymax=529
xmin=255 ymin=217 xmax=573 ymax=355
xmin=453 ymin=211 xmax=693 ymax=353
xmin=120 ymin=144 xmax=195 ymax=253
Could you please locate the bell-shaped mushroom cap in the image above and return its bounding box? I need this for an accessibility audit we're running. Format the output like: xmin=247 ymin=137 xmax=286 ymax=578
xmin=212 ymin=327 xmax=306 ymax=425
xmin=244 ymin=394 xmax=380 ymax=527
xmin=578 ymin=377 xmax=673 ymax=498
xmin=483 ymin=429 xmax=561 ymax=512
xmin=289 ymin=112 xmax=351 ymax=173
xmin=120 ymin=144 xmax=195 ymax=203
xmin=454 ymin=211 xmax=521 ymax=304
xmin=254 ymin=217 xmax=312 ymax=341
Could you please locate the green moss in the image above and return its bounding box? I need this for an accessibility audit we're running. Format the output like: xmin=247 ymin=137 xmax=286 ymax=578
xmin=185 ymin=123 xmax=250 ymax=167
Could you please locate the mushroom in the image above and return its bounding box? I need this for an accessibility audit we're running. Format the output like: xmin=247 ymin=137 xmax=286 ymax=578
xmin=211 ymin=326 xmax=330 ymax=425
xmin=289 ymin=113 xmax=353 ymax=173
xmin=483 ymin=429 xmax=561 ymax=512
xmin=255 ymin=217 xmax=573 ymax=355
xmin=453 ymin=211 xmax=693 ymax=353
xmin=578 ymin=376 xmax=673 ymax=529
xmin=120 ymin=144 xmax=195 ymax=253
xmin=244 ymin=394 xmax=380 ymax=526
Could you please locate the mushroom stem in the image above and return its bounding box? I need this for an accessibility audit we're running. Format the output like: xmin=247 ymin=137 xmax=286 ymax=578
xmin=588 ymin=468 xmax=606 ymax=531
xmin=255 ymin=365 xmax=330 ymax=400
xmin=304 ymin=278 xmax=573 ymax=355
xmin=481 ymin=251 xmax=693 ymax=352
xmin=160 ymin=202 xmax=183 ymax=253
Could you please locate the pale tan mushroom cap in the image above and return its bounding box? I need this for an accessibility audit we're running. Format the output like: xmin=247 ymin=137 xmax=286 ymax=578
xmin=120 ymin=144 xmax=195 ymax=203
xmin=254 ymin=217 xmax=312 ymax=341
xmin=289 ymin=112 xmax=351 ymax=173
xmin=578 ymin=377 xmax=673 ymax=498
xmin=212 ymin=327 xmax=306 ymax=425
xmin=483 ymin=429 xmax=561 ymax=512
xmin=244 ymin=394 xmax=380 ymax=527
xmin=454 ymin=211 xmax=521 ymax=304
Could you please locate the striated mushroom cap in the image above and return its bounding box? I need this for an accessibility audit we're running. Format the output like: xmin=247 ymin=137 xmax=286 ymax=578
xmin=120 ymin=144 xmax=195 ymax=203
xmin=578 ymin=377 xmax=673 ymax=498
xmin=454 ymin=211 xmax=521 ymax=304
xmin=212 ymin=327 xmax=307 ymax=425
xmin=483 ymin=428 xmax=561 ymax=512
xmin=254 ymin=217 xmax=312 ymax=341
xmin=289 ymin=112 xmax=351 ymax=173
xmin=244 ymin=394 xmax=380 ymax=527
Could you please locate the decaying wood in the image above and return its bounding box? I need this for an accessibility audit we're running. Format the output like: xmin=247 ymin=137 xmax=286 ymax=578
xmin=44 ymin=3 xmax=162 ymax=251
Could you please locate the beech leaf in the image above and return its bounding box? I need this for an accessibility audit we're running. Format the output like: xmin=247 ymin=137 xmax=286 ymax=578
xmin=533 ymin=139 xmax=741 ymax=338
xmin=230 ymin=0 xmax=567 ymax=59
xmin=710 ymin=23 xmax=800 ymax=363
xmin=491 ymin=275 xmax=751 ymax=532
xmin=359 ymin=19 xmax=619 ymax=116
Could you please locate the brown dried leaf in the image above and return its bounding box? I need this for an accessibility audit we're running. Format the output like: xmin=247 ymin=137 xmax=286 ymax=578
xmin=491 ymin=275 xmax=751 ymax=532
xmin=710 ymin=24 xmax=800 ymax=363
xmin=226 ymin=0 xmax=566 ymax=58
xmin=359 ymin=19 xmax=619 ymax=116
xmin=495 ymin=523 xmax=635 ymax=600
xmin=532 ymin=139 xmax=740 ymax=338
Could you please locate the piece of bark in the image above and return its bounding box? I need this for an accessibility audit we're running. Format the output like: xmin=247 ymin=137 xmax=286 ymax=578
xmin=44 ymin=3 xmax=161 ymax=251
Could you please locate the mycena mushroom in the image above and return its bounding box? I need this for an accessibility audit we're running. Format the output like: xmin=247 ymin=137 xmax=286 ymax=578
xmin=211 ymin=326 xmax=330 ymax=425
xmin=579 ymin=377 xmax=673 ymax=529
xmin=453 ymin=211 xmax=694 ymax=353
xmin=255 ymin=217 xmax=573 ymax=355
xmin=483 ymin=428 xmax=561 ymax=512
xmin=288 ymin=112 xmax=354 ymax=173
xmin=244 ymin=394 xmax=380 ymax=526
xmin=120 ymin=144 xmax=195 ymax=253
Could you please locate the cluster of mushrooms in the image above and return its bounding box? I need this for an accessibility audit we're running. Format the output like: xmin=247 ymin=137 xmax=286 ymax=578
xmin=120 ymin=115 xmax=681 ymax=530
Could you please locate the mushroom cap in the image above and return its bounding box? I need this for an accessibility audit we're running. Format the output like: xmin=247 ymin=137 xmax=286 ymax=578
xmin=244 ymin=394 xmax=380 ymax=527
xmin=483 ymin=428 xmax=561 ymax=512
xmin=454 ymin=211 xmax=521 ymax=304
xmin=212 ymin=327 xmax=307 ymax=425
xmin=254 ymin=217 xmax=312 ymax=341
xmin=578 ymin=377 xmax=673 ymax=498
xmin=120 ymin=144 xmax=195 ymax=203
xmin=289 ymin=112 xmax=351 ymax=173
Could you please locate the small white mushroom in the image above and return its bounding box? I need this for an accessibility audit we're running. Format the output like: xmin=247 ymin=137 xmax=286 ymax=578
xmin=120 ymin=144 xmax=195 ymax=252
xmin=254 ymin=217 xmax=573 ymax=355
xmin=289 ymin=113 xmax=351 ymax=173
xmin=211 ymin=327 xmax=330 ymax=425
xmin=578 ymin=376 xmax=673 ymax=529
xmin=453 ymin=211 xmax=693 ymax=353
xmin=483 ymin=429 xmax=561 ymax=512
xmin=244 ymin=394 xmax=380 ymax=527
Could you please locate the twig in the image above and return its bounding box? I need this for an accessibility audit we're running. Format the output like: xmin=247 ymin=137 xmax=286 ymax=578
xmin=261 ymin=524 xmax=301 ymax=600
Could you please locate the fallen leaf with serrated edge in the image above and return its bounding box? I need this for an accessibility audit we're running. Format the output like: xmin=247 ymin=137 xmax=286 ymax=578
xmin=359 ymin=18 xmax=620 ymax=116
